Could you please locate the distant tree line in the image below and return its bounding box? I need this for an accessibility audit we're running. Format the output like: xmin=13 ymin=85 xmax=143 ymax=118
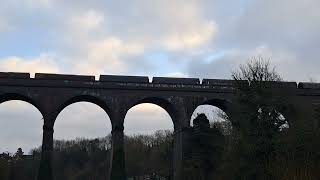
xmin=0 ymin=131 xmax=172 ymax=180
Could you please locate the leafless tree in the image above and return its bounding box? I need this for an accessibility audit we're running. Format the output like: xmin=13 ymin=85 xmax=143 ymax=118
xmin=232 ymin=56 xmax=282 ymax=84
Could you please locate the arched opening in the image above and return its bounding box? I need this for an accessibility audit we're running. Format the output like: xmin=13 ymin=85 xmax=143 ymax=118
xmin=0 ymin=100 xmax=43 ymax=179
xmin=191 ymin=105 xmax=231 ymax=135
xmin=124 ymin=103 xmax=174 ymax=180
xmin=186 ymin=104 xmax=231 ymax=179
xmin=53 ymin=102 xmax=112 ymax=179
xmin=257 ymin=107 xmax=289 ymax=132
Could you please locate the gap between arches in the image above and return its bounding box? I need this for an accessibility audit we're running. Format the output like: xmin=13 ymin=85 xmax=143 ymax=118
xmin=124 ymin=103 xmax=174 ymax=135
xmin=54 ymin=101 xmax=112 ymax=140
xmin=0 ymin=100 xmax=43 ymax=154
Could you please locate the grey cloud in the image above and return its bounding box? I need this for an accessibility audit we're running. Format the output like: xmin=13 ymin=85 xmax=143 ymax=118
xmin=187 ymin=0 xmax=320 ymax=82
xmin=187 ymin=47 xmax=320 ymax=82
xmin=0 ymin=0 xmax=218 ymax=75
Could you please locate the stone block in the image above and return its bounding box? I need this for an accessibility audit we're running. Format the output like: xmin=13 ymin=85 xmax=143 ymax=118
xmin=0 ymin=72 xmax=30 ymax=79
xmin=35 ymin=73 xmax=95 ymax=81
xmin=99 ymin=75 xmax=149 ymax=83
xmin=152 ymin=77 xmax=200 ymax=84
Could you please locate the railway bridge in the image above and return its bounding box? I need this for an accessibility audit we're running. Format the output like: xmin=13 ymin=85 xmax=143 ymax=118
xmin=0 ymin=72 xmax=319 ymax=180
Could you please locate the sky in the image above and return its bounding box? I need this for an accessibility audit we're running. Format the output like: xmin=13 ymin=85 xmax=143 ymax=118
xmin=0 ymin=0 xmax=320 ymax=153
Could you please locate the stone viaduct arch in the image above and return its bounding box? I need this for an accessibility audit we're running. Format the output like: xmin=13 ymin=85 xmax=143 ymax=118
xmin=0 ymin=93 xmax=44 ymax=116
xmin=0 ymin=72 xmax=320 ymax=180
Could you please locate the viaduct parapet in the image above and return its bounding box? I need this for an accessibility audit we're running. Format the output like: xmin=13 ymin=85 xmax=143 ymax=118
xmin=1 ymin=72 xmax=320 ymax=180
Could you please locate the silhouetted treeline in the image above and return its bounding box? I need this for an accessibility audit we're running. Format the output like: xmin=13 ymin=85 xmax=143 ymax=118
xmin=0 ymin=148 xmax=40 ymax=180
xmin=0 ymin=130 xmax=176 ymax=180
xmin=0 ymin=120 xmax=235 ymax=180
xmin=125 ymin=130 xmax=174 ymax=179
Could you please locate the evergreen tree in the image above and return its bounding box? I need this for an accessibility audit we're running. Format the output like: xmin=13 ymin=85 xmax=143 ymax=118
xmin=185 ymin=113 xmax=224 ymax=180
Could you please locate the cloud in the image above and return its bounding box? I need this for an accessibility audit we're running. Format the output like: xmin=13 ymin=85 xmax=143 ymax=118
xmin=0 ymin=0 xmax=219 ymax=75
xmin=66 ymin=2 xmax=215 ymax=47
xmin=187 ymin=45 xmax=320 ymax=82
xmin=75 ymin=37 xmax=145 ymax=75
xmin=36 ymin=0 xmax=218 ymax=76
xmin=138 ymin=0 xmax=217 ymax=51
xmin=5 ymin=0 xmax=53 ymax=9
xmin=0 ymin=54 xmax=59 ymax=76
xmin=69 ymin=10 xmax=104 ymax=32
xmin=72 ymin=0 xmax=218 ymax=50
xmin=164 ymin=21 xmax=216 ymax=50
xmin=187 ymin=0 xmax=320 ymax=82
xmin=0 ymin=19 xmax=12 ymax=33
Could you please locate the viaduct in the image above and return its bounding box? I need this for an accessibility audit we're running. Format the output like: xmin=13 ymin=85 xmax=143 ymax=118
xmin=0 ymin=72 xmax=320 ymax=180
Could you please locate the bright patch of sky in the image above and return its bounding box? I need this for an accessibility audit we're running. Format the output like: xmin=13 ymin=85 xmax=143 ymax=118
xmin=204 ymin=51 xmax=227 ymax=63
xmin=0 ymin=31 xmax=55 ymax=58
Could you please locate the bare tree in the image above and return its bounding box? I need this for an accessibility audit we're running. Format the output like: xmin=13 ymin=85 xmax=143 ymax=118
xmin=232 ymin=56 xmax=282 ymax=84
